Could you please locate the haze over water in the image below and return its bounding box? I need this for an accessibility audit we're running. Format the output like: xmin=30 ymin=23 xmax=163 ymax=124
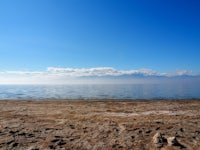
xmin=0 ymin=83 xmax=199 ymax=100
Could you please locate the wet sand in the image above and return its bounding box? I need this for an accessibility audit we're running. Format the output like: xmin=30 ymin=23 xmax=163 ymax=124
xmin=0 ymin=99 xmax=200 ymax=150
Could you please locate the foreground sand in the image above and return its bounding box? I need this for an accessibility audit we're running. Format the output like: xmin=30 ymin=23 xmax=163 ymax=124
xmin=0 ymin=99 xmax=200 ymax=150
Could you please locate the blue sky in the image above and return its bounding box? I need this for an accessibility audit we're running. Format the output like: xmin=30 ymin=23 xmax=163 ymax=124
xmin=0 ymin=0 xmax=200 ymax=84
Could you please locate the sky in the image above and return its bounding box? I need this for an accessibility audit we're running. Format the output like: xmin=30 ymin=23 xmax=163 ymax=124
xmin=0 ymin=0 xmax=200 ymax=84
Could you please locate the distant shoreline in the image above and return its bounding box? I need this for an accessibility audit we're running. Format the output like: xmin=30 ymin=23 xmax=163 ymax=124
xmin=0 ymin=98 xmax=199 ymax=101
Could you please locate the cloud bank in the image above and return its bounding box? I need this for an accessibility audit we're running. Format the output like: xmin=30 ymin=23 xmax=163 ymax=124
xmin=47 ymin=67 xmax=196 ymax=77
xmin=0 ymin=67 xmax=199 ymax=84
xmin=47 ymin=67 xmax=159 ymax=77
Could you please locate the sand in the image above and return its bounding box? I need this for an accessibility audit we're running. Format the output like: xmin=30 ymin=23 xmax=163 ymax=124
xmin=0 ymin=99 xmax=200 ymax=150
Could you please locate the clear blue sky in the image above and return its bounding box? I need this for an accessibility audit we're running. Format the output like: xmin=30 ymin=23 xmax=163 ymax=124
xmin=0 ymin=0 xmax=200 ymax=72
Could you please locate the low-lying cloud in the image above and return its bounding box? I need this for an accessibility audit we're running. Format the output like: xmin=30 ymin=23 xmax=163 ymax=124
xmin=47 ymin=67 xmax=194 ymax=77
xmin=0 ymin=67 xmax=199 ymax=84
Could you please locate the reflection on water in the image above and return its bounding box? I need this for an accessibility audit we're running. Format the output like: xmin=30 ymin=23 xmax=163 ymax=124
xmin=0 ymin=83 xmax=199 ymax=99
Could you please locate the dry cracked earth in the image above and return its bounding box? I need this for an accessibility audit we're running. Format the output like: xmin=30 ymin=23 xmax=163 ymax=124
xmin=0 ymin=99 xmax=200 ymax=150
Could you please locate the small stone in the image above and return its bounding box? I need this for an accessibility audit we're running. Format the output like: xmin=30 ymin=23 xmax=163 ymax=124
xmin=167 ymin=137 xmax=180 ymax=146
xmin=152 ymin=132 xmax=167 ymax=148
xmin=58 ymin=140 xmax=66 ymax=146
xmin=49 ymin=145 xmax=55 ymax=149
xmin=146 ymin=130 xmax=152 ymax=134
xmin=131 ymin=135 xmax=135 ymax=142
xmin=51 ymin=138 xmax=60 ymax=143
xmin=155 ymin=127 xmax=160 ymax=130
xmin=69 ymin=125 xmax=75 ymax=129
xmin=153 ymin=132 xmax=166 ymax=144
xmin=12 ymin=143 xmax=19 ymax=147
xmin=179 ymin=128 xmax=184 ymax=132
xmin=167 ymin=136 xmax=186 ymax=148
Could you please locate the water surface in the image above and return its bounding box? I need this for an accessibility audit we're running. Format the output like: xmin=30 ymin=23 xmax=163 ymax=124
xmin=0 ymin=83 xmax=199 ymax=99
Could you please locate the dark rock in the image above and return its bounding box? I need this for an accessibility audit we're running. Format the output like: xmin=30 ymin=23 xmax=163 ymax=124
xmin=69 ymin=138 xmax=74 ymax=141
xmin=49 ymin=144 xmax=55 ymax=149
xmin=138 ymin=130 xmax=142 ymax=134
xmin=155 ymin=127 xmax=160 ymax=130
xmin=180 ymin=128 xmax=184 ymax=132
xmin=7 ymin=140 xmax=14 ymax=145
xmin=167 ymin=137 xmax=186 ymax=148
xmin=146 ymin=130 xmax=152 ymax=134
xmin=112 ymin=143 xmax=123 ymax=149
xmin=166 ymin=126 xmax=173 ymax=129
xmin=133 ymin=128 xmax=139 ymax=131
xmin=195 ymin=130 xmax=200 ymax=134
xmin=51 ymin=139 xmax=60 ymax=143
xmin=69 ymin=125 xmax=75 ymax=129
xmin=131 ymin=135 xmax=135 ymax=142
xmin=45 ymin=128 xmax=54 ymax=131
xmin=54 ymin=136 xmax=63 ymax=139
xmin=9 ymin=130 xmax=19 ymax=134
xmin=58 ymin=140 xmax=66 ymax=146
xmin=12 ymin=143 xmax=19 ymax=147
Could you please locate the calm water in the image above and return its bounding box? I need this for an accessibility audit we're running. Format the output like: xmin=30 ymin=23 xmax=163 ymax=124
xmin=0 ymin=83 xmax=199 ymax=99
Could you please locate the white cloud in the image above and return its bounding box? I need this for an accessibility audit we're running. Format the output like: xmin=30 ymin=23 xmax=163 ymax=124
xmin=176 ymin=70 xmax=192 ymax=76
xmin=47 ymin=67 xmax=159 ymax=77
xmin=0 ymin=71 xmax=44 ymax=75
xmin=47 ymin=67 xmax=118 ymax=77
xmin=0 ymin=67 xmax=199 ymax=84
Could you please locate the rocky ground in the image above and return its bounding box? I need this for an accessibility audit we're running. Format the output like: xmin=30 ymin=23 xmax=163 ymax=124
xmin=0 ymin=99 xmax=200 ymax=150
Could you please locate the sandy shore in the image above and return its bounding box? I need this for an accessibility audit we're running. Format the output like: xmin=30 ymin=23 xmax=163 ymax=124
xmin=0 ymin=99 xmax=200 ymax=150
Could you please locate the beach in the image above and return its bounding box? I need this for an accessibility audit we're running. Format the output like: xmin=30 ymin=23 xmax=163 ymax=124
xmin=0 ymin=99 xmax=200 ymax=150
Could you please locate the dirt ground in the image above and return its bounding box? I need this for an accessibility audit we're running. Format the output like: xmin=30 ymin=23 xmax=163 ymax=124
xmin=0 ymin=99 xmax=200 ymax=150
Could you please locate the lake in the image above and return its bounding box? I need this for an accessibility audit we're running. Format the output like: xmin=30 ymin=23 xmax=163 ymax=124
xmin=0 ymin=83 xmax=199 ymax=99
